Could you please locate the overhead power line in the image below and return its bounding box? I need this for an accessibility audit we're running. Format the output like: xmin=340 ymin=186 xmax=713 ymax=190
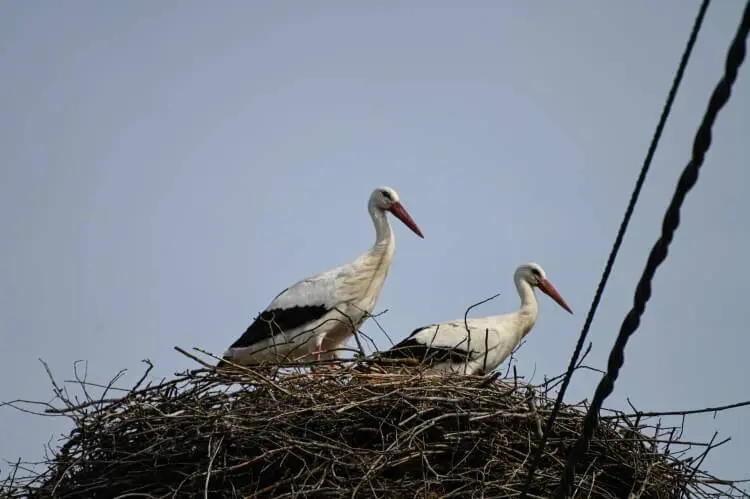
xmin=519 ymin=0 xmax=712 ymax=495
xmin=553 ymin=1 xmax=750 ymax=497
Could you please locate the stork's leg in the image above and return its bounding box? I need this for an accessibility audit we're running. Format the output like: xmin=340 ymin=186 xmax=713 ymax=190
xmin=311 ymin=338 xmax=324 ymax=376
xmin=314 ymin=337 xmax=323 ymax=361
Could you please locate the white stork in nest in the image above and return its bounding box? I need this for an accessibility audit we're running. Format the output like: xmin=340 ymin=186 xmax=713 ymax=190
xmin=219 ymin=186 xmax=424 ymax=367
xmin=373 ymin=262 xmax=572 ymax=375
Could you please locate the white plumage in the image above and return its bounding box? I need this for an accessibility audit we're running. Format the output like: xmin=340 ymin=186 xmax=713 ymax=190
xmin=376 ymin=262 xmax=573 ymax=375
xmin=219 ymin=186 xmax=424 ymax=367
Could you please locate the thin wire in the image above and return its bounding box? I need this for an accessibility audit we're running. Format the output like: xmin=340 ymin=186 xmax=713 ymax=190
xmin=517 ymin=1 xmax=712 ymax=495
xmin=553 ymin=2 xmax=750 ymax=497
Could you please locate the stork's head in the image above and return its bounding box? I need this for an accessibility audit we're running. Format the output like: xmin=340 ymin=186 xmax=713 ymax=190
xmin=370 ymin=186 xmax=424 ymax=238
xmin=516 ymin=262 xmax=573 ymax=314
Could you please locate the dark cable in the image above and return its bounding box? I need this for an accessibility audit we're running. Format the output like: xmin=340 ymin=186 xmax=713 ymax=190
xmin=553 ymin=2 xmax=750 ymax=497
xmin=518 ymin=1 xmax=712 ymax=496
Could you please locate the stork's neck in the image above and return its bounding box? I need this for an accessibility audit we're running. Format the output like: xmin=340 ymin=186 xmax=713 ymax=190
xmin=514 ymin=276 xmax=539 ymax=336
xmin=369 ymin=204 xmax=394 ymax=250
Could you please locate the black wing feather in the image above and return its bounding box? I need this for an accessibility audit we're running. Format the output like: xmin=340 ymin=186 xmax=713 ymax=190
xmin=229 ymin=304 xmax=330 ymax=349
xmin=380 ymin=326 xmax=474 ymax=365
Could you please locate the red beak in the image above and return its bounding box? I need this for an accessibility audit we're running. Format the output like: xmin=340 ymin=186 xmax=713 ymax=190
xmin=538 ymin=278 xmax=573 ymax=314
xmin=388 ymin=201 xmax=424 ymax=238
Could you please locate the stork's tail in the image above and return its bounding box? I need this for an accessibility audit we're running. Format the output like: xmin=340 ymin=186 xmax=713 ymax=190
xmin=215 ymin=356 xmax=233 ymax=370
xmin=349 ymin=352 xmax=417 ymax=374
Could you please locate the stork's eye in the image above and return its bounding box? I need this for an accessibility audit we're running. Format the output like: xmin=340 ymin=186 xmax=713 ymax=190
xmin=530 ymin=268 xmax=541 ymax=277
xmin=381 ymin=191 xmax=392 ymax=200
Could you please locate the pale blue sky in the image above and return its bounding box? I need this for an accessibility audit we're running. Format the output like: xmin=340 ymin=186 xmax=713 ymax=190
xmin=1 ymin=1 xmax=748 ymax=489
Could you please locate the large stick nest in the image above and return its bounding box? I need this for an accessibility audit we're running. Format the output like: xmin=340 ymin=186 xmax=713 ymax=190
xmin=1 ymin=360 xmax=745 ymax=498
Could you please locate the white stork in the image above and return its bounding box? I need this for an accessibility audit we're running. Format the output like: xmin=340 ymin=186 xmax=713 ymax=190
xmin=219 ymin=186 xmax=424 ymax=367
xmin=374 ymin=262 xmax=572 ymax=375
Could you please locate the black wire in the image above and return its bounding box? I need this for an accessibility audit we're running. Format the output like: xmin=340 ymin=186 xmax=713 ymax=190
xmin=552 ymin=2 xmax=750 ymax=497
xmin=517 ymin=1 xmax=712 ymax=496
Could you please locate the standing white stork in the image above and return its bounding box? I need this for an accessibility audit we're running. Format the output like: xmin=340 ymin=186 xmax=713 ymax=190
xmin=219 ymin=186 xmax=424 ymax=367
xmin=373 ymin=262 xmax=572 ymax=375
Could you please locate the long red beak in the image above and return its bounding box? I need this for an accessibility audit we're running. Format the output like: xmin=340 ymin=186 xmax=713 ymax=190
xmin=389 ymin=201 xmax=424 ymax=238
xmin=538 ymin=278 xmax=573 ymax=314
